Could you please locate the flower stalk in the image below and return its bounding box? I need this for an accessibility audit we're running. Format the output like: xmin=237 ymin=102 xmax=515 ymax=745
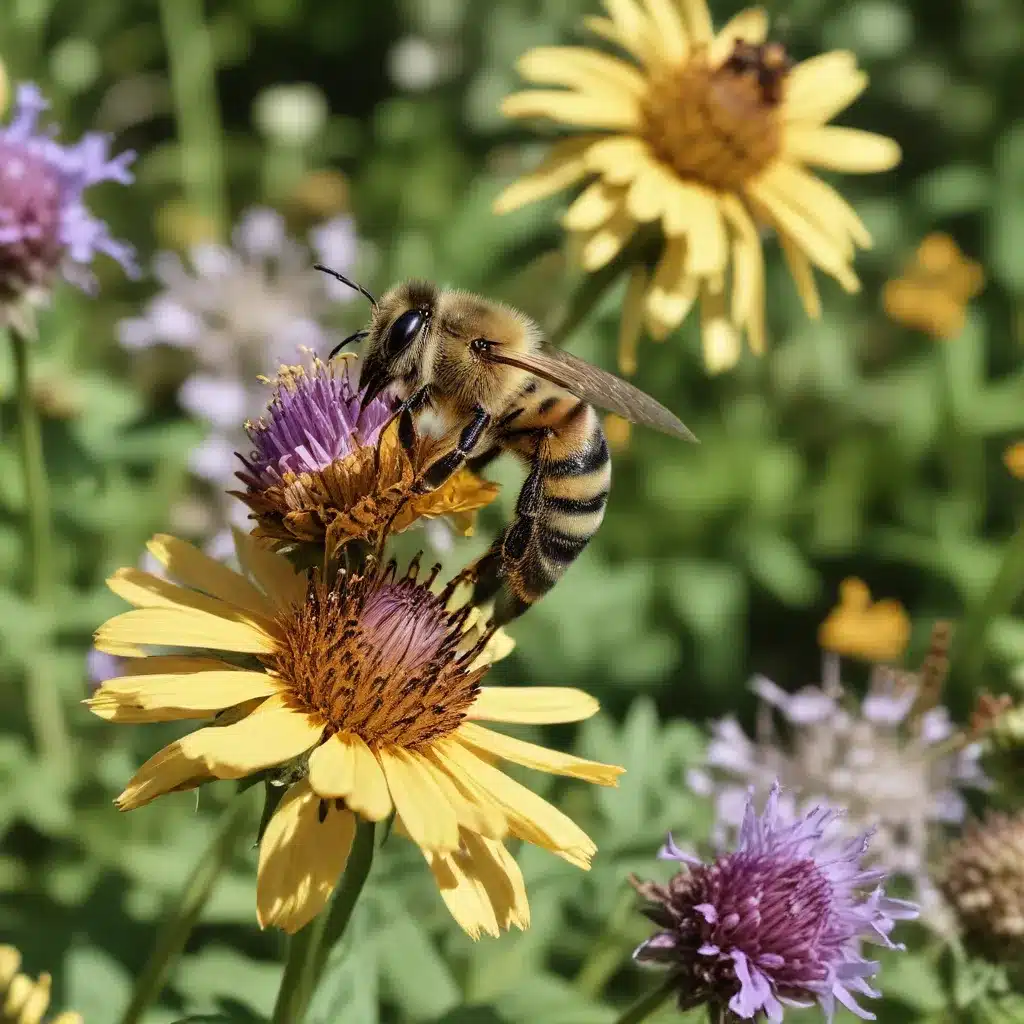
xmin=271 ymin=821 xmax=376 ymax=1024
xmin=119 ymin=797 xmax=253 ymax=1024
xmin=611 ymin=978 xmax=675 ymax=1024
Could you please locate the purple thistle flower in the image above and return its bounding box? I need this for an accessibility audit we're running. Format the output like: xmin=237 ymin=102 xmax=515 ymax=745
xmin=0 ymin=83 xmax=136 ymax=312
xmin=634 ymin=784 xmax=918 ymax=1023
xmin=237 ymin=357 xmax=392 ymax=490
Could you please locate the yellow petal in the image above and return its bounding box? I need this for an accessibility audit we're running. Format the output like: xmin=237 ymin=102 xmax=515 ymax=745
xmin=517 ymin=46 xmax=648 ymax=100
xmin=456 ymin=722 xmax=624 ymax=787
xmin=709 ymin=7 xmax=768 ymax=66
xmin=661 ymin=181 xmax=728 ymax=277
xmin=583 ymin=15 xmax=651 ymax=65
xmin=96 ymin=605 xmax=279 ymax=656
xmin=562 ymin=180 xmax=623 ymax=233
xmin=257 ymin=780 xmax=356 ymax=933
xmin=762 ymin=162 xmax=872 ymax=250
xmin=777 ymin=227 xmax=822 ymax=318
xmin=87 ymin=668 xmax=279 ymax=723
xmin=626 ymin=160 xmax=673 ymax=223
xmin=580 ymin=208 xmax=637 ymax=271
xmin=785 ymin=51 xmax=865 ymax=124
xmin=679 ymin=0 xmax=713 ymax=43
xmin=465 ymin=833 xmax=530 ymax=931
xmin=700 ymin=284 xmax=742 ymax=374
xmin=420 ymin=750 xmax=507 ymax=838
xmin=641 ymin=0 xmax=689 ymax=63
xmin=1004 ymin=442 xmax=1024 ymax=479
xmin=645 ymin=236 xmax=697 ymax=338
xmin=718 ymin=194 xmax=764 ymax=339
xmin=618 ymin=264 xmax=649 ymax=375
xmin=308 ymin=732 xmax=356 ymax=798
xmin=427 ymin=848 xmax=499 ymax=940
xmin=232 ymin=528 xmax=306 ymax=611
xmin=308 ymin=731 xmax=393 ymax=821
xmin=147 ymin=534 xmax=277 ymax=620
xmin=379 ymin=748 xmax=460 ymax=852
xmin=467 ymin=625 xmax=516 ymax=671
xmin=116 ymin=696 xmax=322 ymax=809
xmin=585 ymin=135 xmax=653 ymax=186
xmin=601 ymin=0 xmax=660 ymax=66
xmin=493 ymin=137 xmax=600 ymax=215
xmin=501 ymin=90 xmax=641 ymax=132
xmin=435 ymin=739 xmax=597 ymax=865
xmin=350 ymin=737 xmax=394 ymax=821
xmin=784 ymin=124 xmax=902 ymax=174
xmin=747 ymin=177 xmax=860 ymax=292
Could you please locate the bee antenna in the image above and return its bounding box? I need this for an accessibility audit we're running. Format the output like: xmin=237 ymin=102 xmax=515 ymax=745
xmin=314 ymin=264 xmax=378 ymax=310
xmin=329 ymin=330 xmax=368 ymax=359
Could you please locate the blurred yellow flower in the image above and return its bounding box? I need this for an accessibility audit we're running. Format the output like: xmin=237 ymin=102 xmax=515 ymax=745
xmin=1003 ymin=441 xmax=1024 ymax=479
xmin=89 ymin=532 xmax=623 ymax=937
xmin=495 ymin=0 xmax=900 ymax=375
xmin=604 ymin=412 xmax=632 ymax=452
xmin=0 ymin=946 xmax=81 ymax=1024
xmin=819 ymin=577 xmax=910 ymax=663
xmin=882 ymin=233 xmax=984 ymax=339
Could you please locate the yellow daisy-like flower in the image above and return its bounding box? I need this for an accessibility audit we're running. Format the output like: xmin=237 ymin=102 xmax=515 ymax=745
xmin=0 ymin=946 xmax=81 ymax=1024
xmin=234 ymin=357 xmax=499 ymax=555
xmin=88 ymin=531 xmax=623 ymax=937
xmin=818 ymin=577 xmax=910 ymax=664
xmin=495 ymin=0 xmax=901 ymax=374
xmin=882 ymin=232 xmax=984 ymax=339
xmin=1005 ymin=442 xmax=1024 ymax=479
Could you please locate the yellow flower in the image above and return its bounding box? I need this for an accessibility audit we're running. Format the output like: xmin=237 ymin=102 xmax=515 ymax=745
xmin=882 ymin=233 xmax=984 ymax=339
xmin=603 ymin=412 xmax=632 ymax=452
xmin=0 ymin=946 xmax=81 ymax=1024
xmin=818 ymin=577 xmax=910 ymax=663
xmin=1005 ymin=442 xmax=1024 ymax=479
xmin=234 ymin=357 xmax=499 ymax=555
xmin=88 ymin=532 xmax=623 ymax=937
xmin=495 ymin=0 xmax=900 ymax=375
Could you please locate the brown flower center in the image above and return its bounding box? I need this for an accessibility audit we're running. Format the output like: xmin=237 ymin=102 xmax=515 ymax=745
xmin=269 ymin=561 xmax=489 ymax=749
xmin=642 ymin=40 xmax=791 ymax=192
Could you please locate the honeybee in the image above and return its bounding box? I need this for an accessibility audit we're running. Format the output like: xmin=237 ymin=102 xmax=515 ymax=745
xmin=316 ymin=266 xmax=696 ymax=625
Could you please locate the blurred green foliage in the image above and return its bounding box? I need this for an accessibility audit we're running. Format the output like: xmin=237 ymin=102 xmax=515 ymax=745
xmin=0 ymin=0 xmax=1023 ymax=1021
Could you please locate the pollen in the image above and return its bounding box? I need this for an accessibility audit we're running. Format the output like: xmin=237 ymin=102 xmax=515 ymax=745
xmin=641 ymin=41 xmax=791 ymax=193
xmin=269 ymin=560 xmax=489 ymax=749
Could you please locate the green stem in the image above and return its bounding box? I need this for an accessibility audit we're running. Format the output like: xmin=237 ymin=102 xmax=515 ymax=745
xmin=118 ymin=798 xmax=252 ymax=1024
xmin=8 ymin=323 xmax=70 ymax=778
xmin=575 ymin=883 xmax=637 ymax=997
xmin=612 ymin=978 xmax=676 ymax=1024
xmin=950 ymin=519 xmax=1024 ymax=688
xmin=157 ymin=0 xmax=228 ymax=239
xmin=271 ymin=820 xmax=376 ymax=1024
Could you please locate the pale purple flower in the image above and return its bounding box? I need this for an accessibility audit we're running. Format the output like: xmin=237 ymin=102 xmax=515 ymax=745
xmin=634 ymin=785 xmax=918 ymax=1022
xmin=0 ymin=82 xmax=136 ymax=314
xmin=689 ymin=655 xmax=987 ymax=929
xmin=236 ymin=357 xmax=391 ymax=491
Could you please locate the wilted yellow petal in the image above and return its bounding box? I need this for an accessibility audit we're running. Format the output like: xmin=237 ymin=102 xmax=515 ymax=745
xmin=257 ymin=781 xmax=355 ymax=933
xmin=456 ymin=722 xmax=624 ymax=786
xmin=785 ymin=124 xmax=902 ymax=173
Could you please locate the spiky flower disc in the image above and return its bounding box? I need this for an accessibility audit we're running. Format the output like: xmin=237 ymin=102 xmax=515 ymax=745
xmin=0 ymin=83 xmax=135 ymax=316
xmin=634 ymin=785 xmax=917 ymax=1022
xmin=88 ymin=533 xmax=623 ymax=935
xmin=234 ymin=356 xmax=499 ymax=552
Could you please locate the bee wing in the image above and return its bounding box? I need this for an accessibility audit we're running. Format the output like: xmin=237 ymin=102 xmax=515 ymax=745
xmin=484 ymin=345 xmax=698 ymax=442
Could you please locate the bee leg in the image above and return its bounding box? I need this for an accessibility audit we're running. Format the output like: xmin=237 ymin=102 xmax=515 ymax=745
xmin=414 ymin=405 xmax=492 ymax=493
xmin=374 ymin=385 xmax=430 ymax=475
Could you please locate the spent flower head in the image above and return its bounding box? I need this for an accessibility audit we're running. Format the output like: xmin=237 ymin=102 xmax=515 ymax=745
xmin=89 ymin=532 xmax=623 ymax=935
xmin=691 ymin=633 xmax=985 ymax=926
xmin=495 ymin=0 xmax=900 ymax=375
xmin=234 ymin=355 xmax=499 ymax=554
xmin=633 ymin=784 xmax=917 ymax=1022
xmin=939 ymin=811 xmax=1024 ymax=969
xmin=0 ymin=82 xmax=136 ymax=323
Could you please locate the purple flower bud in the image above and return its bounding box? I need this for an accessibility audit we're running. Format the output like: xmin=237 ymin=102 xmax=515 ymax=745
xmin=0 ymin=83 xmax=136 ymax=310
xmin=634 ymin=784 xmax=918 ymax=1022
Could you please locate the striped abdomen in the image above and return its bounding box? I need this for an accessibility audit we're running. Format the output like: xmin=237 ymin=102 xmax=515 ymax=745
xmin=481 ymin=390 xmax=611 ymax=623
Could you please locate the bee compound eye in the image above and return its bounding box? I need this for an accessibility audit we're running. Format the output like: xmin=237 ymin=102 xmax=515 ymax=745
xmin=386 ymin=308 xmax=425 ymax=356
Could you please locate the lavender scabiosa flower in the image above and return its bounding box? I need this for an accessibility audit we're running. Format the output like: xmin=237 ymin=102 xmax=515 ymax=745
xmin=0 ymin=83 xmax=136 ymax=320
xmin=117 ymin=207 xmax=358 ymax=552
xmin=633 ymin=785 xmax=918 ymax=1022
xmin=233 ymin=356 xmax=499 ymax=555
xmin=689 ymin=644 xmax=986 ymax=929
